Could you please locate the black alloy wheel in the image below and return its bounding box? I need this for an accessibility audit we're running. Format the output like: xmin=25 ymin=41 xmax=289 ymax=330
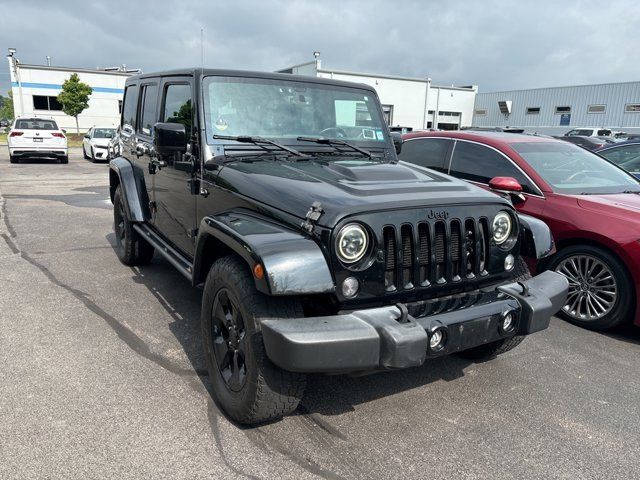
xmin=210 ymin=288 xmax=248 ymax=392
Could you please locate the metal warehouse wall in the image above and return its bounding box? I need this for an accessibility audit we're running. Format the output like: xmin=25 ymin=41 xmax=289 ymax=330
xmin=472 ymin=81 xmax=640 ymax=135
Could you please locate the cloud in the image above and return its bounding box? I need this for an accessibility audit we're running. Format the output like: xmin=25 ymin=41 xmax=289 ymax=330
xmin=1 ymin=0 xmax=639 ymax=96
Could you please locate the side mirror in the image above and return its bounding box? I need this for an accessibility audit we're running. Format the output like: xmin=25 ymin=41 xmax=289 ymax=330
xmin=83 ymin=134 xmax=90 ymax=139
xmin=154 ymin=122 xmax=187 ymax=155
xmin=489 ymin=176 xmax=525 ymax=204
xmin=390 ymin=132 xmax=403 ymax=155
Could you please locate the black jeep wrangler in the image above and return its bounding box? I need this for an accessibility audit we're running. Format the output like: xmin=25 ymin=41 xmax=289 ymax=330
xmin=109 ymin=69 xmax=568 ymax=425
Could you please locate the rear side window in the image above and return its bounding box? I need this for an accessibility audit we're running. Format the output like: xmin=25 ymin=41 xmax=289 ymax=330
xmin=138 ymin=84 xmax=159 ymax=135
xmin=121 ymin=84 xmax=139 ymax=131
xmin=449 ymin=141 xmax=537 ymax=194
xmin=398 ymin=138 xmax=452 ymax=172
xmin=162 ymin=84 xmax=193 ymax=133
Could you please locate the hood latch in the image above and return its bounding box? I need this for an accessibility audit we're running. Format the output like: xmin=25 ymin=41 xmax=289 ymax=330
xmin=301 ymin=201 xmax=323 ymax=233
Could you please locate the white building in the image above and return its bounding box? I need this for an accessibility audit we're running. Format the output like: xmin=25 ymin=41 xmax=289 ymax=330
xmin=472 ymin=81 xmax=640 ymax=135
xmin=7 ymin=50 xmax=136 ymax=132
xmin=277 ymin=57 xmax=478 ymax=131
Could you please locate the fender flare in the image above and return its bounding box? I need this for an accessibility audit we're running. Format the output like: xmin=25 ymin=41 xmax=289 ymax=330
xmin=109 ymin=157 xmax=145 ymax=222
xmin=194 ymin=212 xmax=335 ymax=296
xmin=517 ymin=213 xmax=555 ymax=260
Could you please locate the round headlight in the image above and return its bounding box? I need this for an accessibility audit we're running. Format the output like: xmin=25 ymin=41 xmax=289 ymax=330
xmin=336 ymin=223 xmax=368 ymax=264
xmin=492 ymin=211 xmax=512 ymax=245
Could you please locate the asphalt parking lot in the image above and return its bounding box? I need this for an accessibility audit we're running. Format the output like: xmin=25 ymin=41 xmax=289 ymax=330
xmin=1 ymin=148 xmax=640 ymax=479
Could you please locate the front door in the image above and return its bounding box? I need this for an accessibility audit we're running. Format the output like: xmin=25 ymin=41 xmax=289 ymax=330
xmin=152 ymin=77 xmax=197 ymax=257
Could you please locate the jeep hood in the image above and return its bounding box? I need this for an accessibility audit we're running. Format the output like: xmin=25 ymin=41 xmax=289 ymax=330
xmin=218 ymin=158 xmax=509 ymax=226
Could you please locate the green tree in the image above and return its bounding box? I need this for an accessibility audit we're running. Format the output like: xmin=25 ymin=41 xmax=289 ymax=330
xmin=57 ymin=73 xmax=92 ymax=133
xmin=0 ymin=90 xmax=14 ymax=121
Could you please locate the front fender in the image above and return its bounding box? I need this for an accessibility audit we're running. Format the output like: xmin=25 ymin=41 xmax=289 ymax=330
xmin=109 ymin=157 xmax=144 ymax=222
xmin=194 ymin=212 xmax=335 ymax=296
xmin=518 ymin=213 xmax=555 ymax=259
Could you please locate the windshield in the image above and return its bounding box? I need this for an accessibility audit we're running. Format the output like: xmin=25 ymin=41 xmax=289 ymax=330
xmin=15 ymin=119 xmax=58 ymax=130
xmin=203 ymin=76 xmax=389 ymax=146
xmin=512 ymin=141 xmax=640 ymax=194
xmin=93 ymin=128 xmax=116 ymax=139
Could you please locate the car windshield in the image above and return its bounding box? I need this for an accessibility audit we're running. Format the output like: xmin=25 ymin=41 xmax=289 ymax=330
xmin=15 ymin=119 xmax=58 ymax=130
xmin=512 ymin=141 xmax=640 ymax=194
xmin=566 ymin=129 xmax=593 ymax=136
xmin=93 ymin=128 xmax=115 ymax=139
xmin=203 ymin=76 xmax=389 ymax=146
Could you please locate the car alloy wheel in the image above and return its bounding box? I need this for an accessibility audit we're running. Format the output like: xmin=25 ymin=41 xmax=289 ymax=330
xmin=555 ymin=254 xmax=617 ymax=321
xmin=210 ymin=288 xmax=247 ymax=392
xmin=114 ymin=197 xmax=126 ymax=251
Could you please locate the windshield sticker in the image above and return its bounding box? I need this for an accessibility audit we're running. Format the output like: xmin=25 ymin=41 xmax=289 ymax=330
xmin=375 ymin=130 xmax=385 ymax=141
xmin=362 ymin=129 xmax=376 ymax=140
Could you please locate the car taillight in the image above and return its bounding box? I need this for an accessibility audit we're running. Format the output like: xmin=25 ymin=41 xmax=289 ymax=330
xmin=52 ymin=132 xmax=65 ymax=138
xmin=9 ymin=131 xmax=23 ymax=137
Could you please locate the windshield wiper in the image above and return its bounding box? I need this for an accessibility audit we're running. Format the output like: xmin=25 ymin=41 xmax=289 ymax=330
xmin=296 ymin=136 xmax=372 ymax=159
xmin=213 ymin=135 xmax=304 ymax=157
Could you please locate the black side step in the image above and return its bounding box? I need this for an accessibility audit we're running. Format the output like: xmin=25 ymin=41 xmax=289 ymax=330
xmin=132 ymin=223 xmax=193 ymax=282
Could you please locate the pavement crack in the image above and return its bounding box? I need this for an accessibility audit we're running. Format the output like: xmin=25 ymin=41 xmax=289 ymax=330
xmin=1 ymin=233 xmax=19 ymax=254
xmin=20 ymin=249 xmax=201 ymax=379
xmin=0 ymin=196 xmax=17 ymax=238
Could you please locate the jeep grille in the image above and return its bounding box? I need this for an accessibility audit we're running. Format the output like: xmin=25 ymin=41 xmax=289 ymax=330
xmin=383 ymin=218 xmax=489 ymax=292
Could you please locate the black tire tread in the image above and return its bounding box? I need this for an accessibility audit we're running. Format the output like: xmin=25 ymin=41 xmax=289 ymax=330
xmin=203 ymin=256 xmax=305 ymax=424
xmin=113 ymin=186 xmax=154 ymax=266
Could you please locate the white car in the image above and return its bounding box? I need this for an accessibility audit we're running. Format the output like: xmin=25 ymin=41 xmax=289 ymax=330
xmin=564 ymin=128 xmax=613 ymax=137
xmin=83 ymin=127 xmax=117 ymax=162
xmin=8 ymin=117 xmax=68 ymax=164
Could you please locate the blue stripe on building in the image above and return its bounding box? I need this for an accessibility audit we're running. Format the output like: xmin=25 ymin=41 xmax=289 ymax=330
xmin=11 ymin=82 xmax=124 ymax=94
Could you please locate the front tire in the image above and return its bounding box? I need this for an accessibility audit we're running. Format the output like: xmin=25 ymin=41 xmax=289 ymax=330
xmin=83 ymin=145 xmax=89 ymax=159
xmin=549 ymin=245 xmax=632 ymax=331
xmin=201 ymin=256 xmax=306 ymax=425
xmin=113 ymin=185 xmax=154 ymax=266
xmin=460 ymin=256 xmax=530 ymax=360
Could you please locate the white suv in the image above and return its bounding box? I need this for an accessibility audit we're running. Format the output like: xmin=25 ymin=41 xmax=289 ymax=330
xmin=8 ymin=117 xmax=68 ymax=164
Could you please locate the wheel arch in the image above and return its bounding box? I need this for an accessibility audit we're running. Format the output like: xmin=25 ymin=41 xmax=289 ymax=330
xmin=193 ymin=212 xmax=335 ymax=296
xmin=109 ymin=157 xmax=145 ymax=222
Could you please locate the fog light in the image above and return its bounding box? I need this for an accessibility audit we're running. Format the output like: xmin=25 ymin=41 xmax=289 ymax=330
xmin=504 ymin=254 xmax=515 ymax=271
xmin=429 ymin=329 xmax=446 ymax=350
xmin=502 ymin=312 xmax=514 ymax=331
xmin=342 ymin=277 xmax=359 ymax=298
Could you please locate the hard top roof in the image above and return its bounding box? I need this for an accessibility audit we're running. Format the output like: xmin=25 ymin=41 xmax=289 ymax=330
xmin=125 ymin=68 xmax=378 ymax=93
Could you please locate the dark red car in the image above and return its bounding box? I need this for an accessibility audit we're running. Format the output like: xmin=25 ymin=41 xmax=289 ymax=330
xmin=399 ymin=131 xmax=640 ymax=331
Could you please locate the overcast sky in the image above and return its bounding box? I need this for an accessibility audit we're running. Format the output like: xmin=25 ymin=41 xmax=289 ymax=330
xmin=1 ymin=0 xmax=639 ymax=95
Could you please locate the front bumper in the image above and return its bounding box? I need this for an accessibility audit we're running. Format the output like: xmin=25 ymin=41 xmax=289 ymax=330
xmin=261 ymin=271 xmax=568 ymax=373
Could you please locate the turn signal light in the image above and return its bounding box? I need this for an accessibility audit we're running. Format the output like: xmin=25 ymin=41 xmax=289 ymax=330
xmin=252 ymin=263 xmax=264 ymax=280
xmin=9 ymin=131 xmax=23 ymax=137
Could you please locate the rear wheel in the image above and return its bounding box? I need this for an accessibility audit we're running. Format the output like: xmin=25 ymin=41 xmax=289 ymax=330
xmin=9 ymin=155 xmax=18 ymax=164
xmin=549 ymin=245 xmax=631 ymax=331
xmin=202 ymin=256 xmax=306 ymax=425
xmin=460 ymin=256 xmax=530 ymax=360
xmin=60 ymin=156 xmax=68 ymax=164
xmin=113 ymin=185 xmax=154 ymax=266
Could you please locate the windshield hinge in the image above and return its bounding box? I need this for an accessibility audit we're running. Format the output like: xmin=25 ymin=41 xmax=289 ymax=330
xmin=301 ymin=201 xmax=323 ymax=233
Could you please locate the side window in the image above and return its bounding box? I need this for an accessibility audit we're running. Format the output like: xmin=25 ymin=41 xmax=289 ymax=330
xmin=121 ymin=84 xmax=139 ymax=131
xmin=138 ymin=84 xmax=159 ymax=136
xmin=450 ymin=141 xmax=537 ymax=194
xmin=398 ymin=138 xmax=452 ymax=173
xmin=162 ymin=84 xmax=192 ymax=133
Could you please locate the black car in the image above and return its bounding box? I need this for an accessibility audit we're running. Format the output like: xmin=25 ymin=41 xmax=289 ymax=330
xmin=109 ymin=68 xmax=568 ymax=425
